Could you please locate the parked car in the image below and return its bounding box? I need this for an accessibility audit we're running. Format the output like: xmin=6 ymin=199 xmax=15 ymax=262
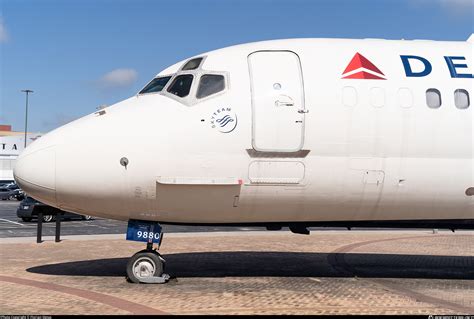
xmin=0 ymin=181 xmax=13 ymax=187
xmin=3 ymin=183 xmax=25 ymax=201
xmin=12 ymin=188 xmax=25 ymax=201
xmin=0 ymin=187 xmax=14 ymax=200
xmin=17 ymin=197 xmax=93 ymax=222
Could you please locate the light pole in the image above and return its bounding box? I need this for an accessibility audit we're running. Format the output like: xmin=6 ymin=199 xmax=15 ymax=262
xmin=21 ymin=89 xmax=33 ymax=148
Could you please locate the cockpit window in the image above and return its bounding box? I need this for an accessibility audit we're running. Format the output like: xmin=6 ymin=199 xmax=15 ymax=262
xmin=167 ymin=74 xmax=194 ymax=97
xmin=196 ymin=74 xmax=225 ymax=99
xmin=181 ymin=58 xmax=203 ymax=71
xmin=139 ymin=76 xmax=171 ymax=94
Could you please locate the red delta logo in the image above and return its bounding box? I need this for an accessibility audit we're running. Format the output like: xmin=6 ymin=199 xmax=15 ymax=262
xmin=342 ymin=53 xmax=386 ymax=80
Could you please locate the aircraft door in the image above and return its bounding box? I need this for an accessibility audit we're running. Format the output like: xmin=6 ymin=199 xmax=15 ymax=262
xmin=248 ymin=51 xmax=306 ymax=152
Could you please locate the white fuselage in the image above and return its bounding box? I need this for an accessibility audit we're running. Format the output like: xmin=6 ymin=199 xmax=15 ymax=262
xmin=14 ymin=37 xmax=474 ymax=225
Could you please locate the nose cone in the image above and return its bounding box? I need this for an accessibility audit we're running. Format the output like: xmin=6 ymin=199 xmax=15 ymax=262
xmin=14 ymin=146 xmax=57 ymax=206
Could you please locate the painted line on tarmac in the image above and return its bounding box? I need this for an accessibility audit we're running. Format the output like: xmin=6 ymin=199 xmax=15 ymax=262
xmin=0 ymin=218 xmax=24 ymax=226
xmin=0 ymin=275 xmax=169 ymax=315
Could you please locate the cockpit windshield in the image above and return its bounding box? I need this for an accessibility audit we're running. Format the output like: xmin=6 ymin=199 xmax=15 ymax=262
xmin=139 ymin=76 xmax=172 ymax=95
xmin=139 ymin=56 xmax=227 ymax=105
xmin=167 ymin=74 xmax=194 ymax=98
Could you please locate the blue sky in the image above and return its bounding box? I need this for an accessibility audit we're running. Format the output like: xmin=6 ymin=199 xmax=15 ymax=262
xmin=1 ymin=0 xmax=473 ymax=133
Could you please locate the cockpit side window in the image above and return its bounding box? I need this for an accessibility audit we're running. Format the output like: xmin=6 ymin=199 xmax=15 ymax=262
xmin=139 ymin=76 xmax=171 ymax=95
xmin=196 ymin=74 xmax=225 ymax=99
xmin=167 ymin=74 xmax=194 ymax=97
xmin=181 ymin=57 xmax=203 ymax=71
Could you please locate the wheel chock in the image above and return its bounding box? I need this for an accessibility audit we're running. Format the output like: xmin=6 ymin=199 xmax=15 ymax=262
xmin=138 ymin=273 xmax=171 ymax=284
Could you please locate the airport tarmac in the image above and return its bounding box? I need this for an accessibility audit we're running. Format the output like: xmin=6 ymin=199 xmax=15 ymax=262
xmin=1 ymin=229 xmax=473 ymax=315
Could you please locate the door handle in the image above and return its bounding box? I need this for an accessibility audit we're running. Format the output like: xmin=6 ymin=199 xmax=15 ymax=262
xmin=275 ymin=100 xmax=294 ymax=107
xmin=298 ymin=109 xmax=309 ymax=114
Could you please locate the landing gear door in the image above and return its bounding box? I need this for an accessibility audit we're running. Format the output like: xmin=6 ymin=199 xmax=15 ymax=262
xmin=248 ymin=51 xmax=306 ymax=152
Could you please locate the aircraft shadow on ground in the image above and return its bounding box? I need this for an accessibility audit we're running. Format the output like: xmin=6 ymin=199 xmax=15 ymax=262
xmin=26 ymin=251 xmax=473 ymax=280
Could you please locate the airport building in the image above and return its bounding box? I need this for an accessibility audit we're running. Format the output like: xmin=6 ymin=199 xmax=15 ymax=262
xmin=0 ymin=125 xmax=42 ymax=183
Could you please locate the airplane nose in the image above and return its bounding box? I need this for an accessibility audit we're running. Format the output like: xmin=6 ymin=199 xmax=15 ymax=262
xmin=14 ymin=146 xmax=57 ymax=206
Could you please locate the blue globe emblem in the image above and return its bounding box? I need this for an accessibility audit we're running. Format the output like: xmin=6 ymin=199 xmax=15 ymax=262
xmin=210 ymin=107 xmax=238 ymax=133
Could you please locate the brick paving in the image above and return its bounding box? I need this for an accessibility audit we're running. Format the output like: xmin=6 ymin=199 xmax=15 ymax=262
xmin=0 ymin=230 xmax=473 ymax=315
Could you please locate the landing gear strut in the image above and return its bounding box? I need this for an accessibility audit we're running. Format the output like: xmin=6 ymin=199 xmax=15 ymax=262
xmin=125 ymin=224 xmax=170 ymax=284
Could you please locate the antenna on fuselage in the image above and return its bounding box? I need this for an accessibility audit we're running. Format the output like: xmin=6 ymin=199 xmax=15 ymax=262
xmin=95 ymin=104 xmax=108 ymax=116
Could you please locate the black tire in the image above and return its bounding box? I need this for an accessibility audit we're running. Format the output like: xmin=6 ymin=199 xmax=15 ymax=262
xmin=21 ymin=217 xmax=32 ymax=222
xmin=126 ymin=250 xmax=164 ymax=284
xmin=42 ymin=214 xmax=54 ymax=223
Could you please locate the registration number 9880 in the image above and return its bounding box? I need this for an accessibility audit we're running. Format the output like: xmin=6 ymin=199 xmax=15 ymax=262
xmin=136 ymin=231 xmax=161 ymax=240
xmin=126 ymin=220 xmax=162 ymax=244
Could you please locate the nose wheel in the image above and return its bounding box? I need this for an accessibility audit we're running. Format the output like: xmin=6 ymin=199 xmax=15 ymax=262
xmin=126 ymin=249 xmax=164 ymax=283
xmin=126 ymin=244 xmax=170 ymax=284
